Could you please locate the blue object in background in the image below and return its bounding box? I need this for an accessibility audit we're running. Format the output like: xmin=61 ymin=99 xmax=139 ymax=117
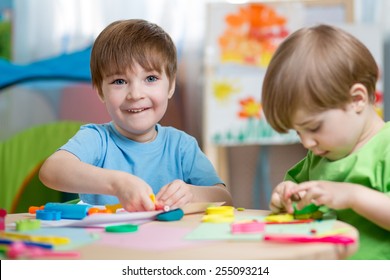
xmin=0 ymin=47 xmax=92 ymax=90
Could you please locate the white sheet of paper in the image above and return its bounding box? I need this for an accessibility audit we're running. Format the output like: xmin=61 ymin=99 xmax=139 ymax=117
xmin=27 ymin=202 xmax=225 ymax=228
xmin=38 ymin=210 xmax=162 ymax=228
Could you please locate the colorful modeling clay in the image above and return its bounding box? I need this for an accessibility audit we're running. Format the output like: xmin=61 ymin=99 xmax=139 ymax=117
xmin=0 ymin=208 xmax=7 ymax=230
xmin=205 ymin=206 xmax=234 ymax=216
xmin=202 ymin=214 xmax=234 ymax=223
xmin=0 ymin=231 xmax=70 ymax=245
xmin=264 ymin=213 xmax=294 ymax=223
xmin=88 ymin=207 xmax=112 ymax=215
xmin=156 ymin=208 xmax=184 ymax=221
xmin=202 ymin=205 xmax=235 ymax=223
xmin=0 ymin=238 xmax=53 ymax=249
xmin=293 ymin=203 xmax=321 ymax=219
xmin=105 ymin=203 xmax=122 ymax=213
xmin=36 ymin=210 xmax=61 ymax=220
xmin=15 ymin=219 xmax=41 ymax=231
xmin=105 ymin=224 xmax=138 ymax=233
xmin=264 ymin=234 xmax=355 ymax=245
xmin=7 ymin=241 xmax=80 ymax=259
xmin=44 ymin=203 xmax=92 ymax=219
xmin=28 ymin=206 xmax=44 ymax=214
xmin=231 ymin=220 xmax=265 ymax=234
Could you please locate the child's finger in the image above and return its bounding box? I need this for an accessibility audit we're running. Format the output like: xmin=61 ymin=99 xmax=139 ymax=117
xmin=140 ymin=196 xmax=155 ymax=211
xmin=291 ymin=193 xmax=301 ymax=201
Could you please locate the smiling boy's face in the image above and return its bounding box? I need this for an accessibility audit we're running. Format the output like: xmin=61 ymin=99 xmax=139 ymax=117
xmin=100 ymin=62 xmax=175 ymax=142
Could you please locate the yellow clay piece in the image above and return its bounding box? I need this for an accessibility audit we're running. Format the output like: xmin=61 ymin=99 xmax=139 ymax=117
xmin=264 ymin=213 xmax=294 ymax=223
xmin=202 ymin=214 xmax=235 ymax=223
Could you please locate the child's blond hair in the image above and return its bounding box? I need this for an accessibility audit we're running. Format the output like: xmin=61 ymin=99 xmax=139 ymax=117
xmin=262 ymin=24 xmax=378 ymax=133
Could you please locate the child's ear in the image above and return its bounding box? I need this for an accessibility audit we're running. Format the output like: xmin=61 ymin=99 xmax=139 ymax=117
xmin=168 ymin=80 xmax=176 ymax=99
xmin=350 ymin=83 xmax=368 ymax=113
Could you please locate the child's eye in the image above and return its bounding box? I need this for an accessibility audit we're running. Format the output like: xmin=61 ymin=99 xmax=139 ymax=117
xmin=308 ymin=124 xmax=321 ymax=133
xmin=146 ymin=75 xmax=158 ymax=83
xmin=111 ymin=79 xmax=126 ymax=85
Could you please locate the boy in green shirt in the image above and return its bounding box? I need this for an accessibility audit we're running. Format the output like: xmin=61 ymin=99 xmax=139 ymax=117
xmin=261 ymin=24 xmax=390 ymax=259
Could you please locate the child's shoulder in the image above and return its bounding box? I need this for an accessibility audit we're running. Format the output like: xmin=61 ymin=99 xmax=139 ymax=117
xmin=158 ymin=124 xmax=197 ymax=143
xmin=75 ymin=122 xmax=113 ymax=140
xmin=80 ymin=122 xmax=110 ymax=129
xmin=159 ymin=124 xmax=192 ymax=137
xmin=372 ymin=122 xmax=390 ymax=143
xmin=381 ymin=121 xmax=390 ymax=133
xmin=363 ymin=121 xmax=390 ymax=155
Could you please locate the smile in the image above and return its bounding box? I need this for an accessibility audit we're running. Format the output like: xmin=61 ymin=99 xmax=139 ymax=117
xmin=127 ymin=108 xmax=147 ymax=113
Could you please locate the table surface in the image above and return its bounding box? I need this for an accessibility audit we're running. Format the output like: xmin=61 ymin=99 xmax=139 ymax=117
xmin=5 ymin=209 xmax=359 ymax=260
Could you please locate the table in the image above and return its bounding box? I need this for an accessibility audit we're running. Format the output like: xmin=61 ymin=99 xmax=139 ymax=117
xmin=5 ymin=209 xmax=359 ymax=260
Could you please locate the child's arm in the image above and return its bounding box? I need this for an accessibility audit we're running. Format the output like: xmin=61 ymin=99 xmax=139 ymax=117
xmin=155 ymin=180 xmax=233 ymax=209
xmin=39 ymin=150 xmax=155 ymax=212
xmin=287 ymin=181 xmax=390 ymax=231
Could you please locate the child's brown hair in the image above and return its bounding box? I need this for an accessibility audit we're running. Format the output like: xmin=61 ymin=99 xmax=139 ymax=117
xmin=90 ymin=19 xmax=177 ymax=98
xmin=262 ymin=24 xmax=378 ymax=133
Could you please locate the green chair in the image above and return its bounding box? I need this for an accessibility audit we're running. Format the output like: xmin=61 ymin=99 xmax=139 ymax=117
xmin=0 ymin=121 xmax=83 ymax=213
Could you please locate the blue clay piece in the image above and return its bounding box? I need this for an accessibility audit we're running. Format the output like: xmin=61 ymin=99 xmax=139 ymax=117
xmin=44 ymin=203 xmax=91 ymax=219
xmin=156 ymin=208 xmax=184 ymax=221
xmin=36 ymin=210 xmax=61 ymax=220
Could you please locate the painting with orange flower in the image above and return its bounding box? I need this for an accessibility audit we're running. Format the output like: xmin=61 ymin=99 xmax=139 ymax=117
xmin=205 ymin=2 xmax=303 ymax=145
xmin=205 ymin=2 xmax=383 ymax=146
xmin=206 ymin=2 xmax=305 ymax=68
xmin=206 ymin=70 xmax=299 ymax=145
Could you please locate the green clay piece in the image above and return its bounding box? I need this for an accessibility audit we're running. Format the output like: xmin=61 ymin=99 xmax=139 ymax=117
xmin=294 ymin=213 xmax=312 ymax=220
xmin=15 ymin=219 xmax=41 ymax=231
xmin=293 ymin=203 xmax=320 ymax=216
xmin=310 ymin=210 xmax=324 ymax=220
xmin=105 ymin=224 xmax=138 ymax=233
xmin=156 ymin=208 xmax=184 ymax=221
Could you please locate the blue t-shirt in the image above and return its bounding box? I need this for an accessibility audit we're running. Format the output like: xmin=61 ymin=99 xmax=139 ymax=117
xmin=60 ymin=122 xmax=223 ymax=205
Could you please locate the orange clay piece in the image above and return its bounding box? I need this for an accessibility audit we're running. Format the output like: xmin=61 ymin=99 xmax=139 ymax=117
xmin=87 ymin=208 xmax=112 ymax=215
xmin=28 ymin=205 xmax=44 ymax=214
xmin=105 ymin=203 xmax=122 ymax=213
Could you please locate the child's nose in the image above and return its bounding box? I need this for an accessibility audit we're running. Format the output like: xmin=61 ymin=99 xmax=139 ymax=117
xmin=300 ymin=134 xmax=317 ymax=149
xmin=126 ymin=84 xmax=142 ymax=100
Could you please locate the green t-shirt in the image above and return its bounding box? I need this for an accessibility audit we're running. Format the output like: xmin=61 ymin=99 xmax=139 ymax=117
xmin=285 ymin=122 xmax=390 ymax=260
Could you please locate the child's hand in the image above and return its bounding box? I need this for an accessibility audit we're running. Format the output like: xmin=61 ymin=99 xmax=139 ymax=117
xmin=112 ymin=172 xmax=155 ymax=212
xmin=156 ymin=180 xmax=193 ymax=209
xmin=287 ymin=181 xmax=355 ymax=210
xmin=269 ymin=181 xmax=301 ymax=213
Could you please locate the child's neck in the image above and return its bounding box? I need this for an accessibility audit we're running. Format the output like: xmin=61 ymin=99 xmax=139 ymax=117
xmin=354 ymin=110 xmax=385 ymax=152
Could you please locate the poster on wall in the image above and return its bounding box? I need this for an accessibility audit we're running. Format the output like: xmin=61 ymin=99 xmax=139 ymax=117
xmin=204 ymin=0 xmax=382 ymax=147
xmin=204 ymin=2 xmax=305 ymax=146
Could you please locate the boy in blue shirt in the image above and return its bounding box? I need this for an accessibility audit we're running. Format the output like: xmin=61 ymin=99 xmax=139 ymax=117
xmin=261 ymin=24 xmax=390 ymax=259
xmin=39 ymin=19 xmax=232 ymax=212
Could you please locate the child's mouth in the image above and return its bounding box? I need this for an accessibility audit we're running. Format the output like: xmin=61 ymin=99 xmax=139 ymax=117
xmin=128 ymin=108 xmax=147 ymax=113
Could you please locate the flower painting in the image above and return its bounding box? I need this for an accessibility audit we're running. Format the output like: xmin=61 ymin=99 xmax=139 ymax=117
xmin=205 ymin=2 xmax=302 ymax=145
xmin=218 ymin=3 xmax=289 ymax=67
xmin=205 ymin=2 xmax=382 ymax=146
